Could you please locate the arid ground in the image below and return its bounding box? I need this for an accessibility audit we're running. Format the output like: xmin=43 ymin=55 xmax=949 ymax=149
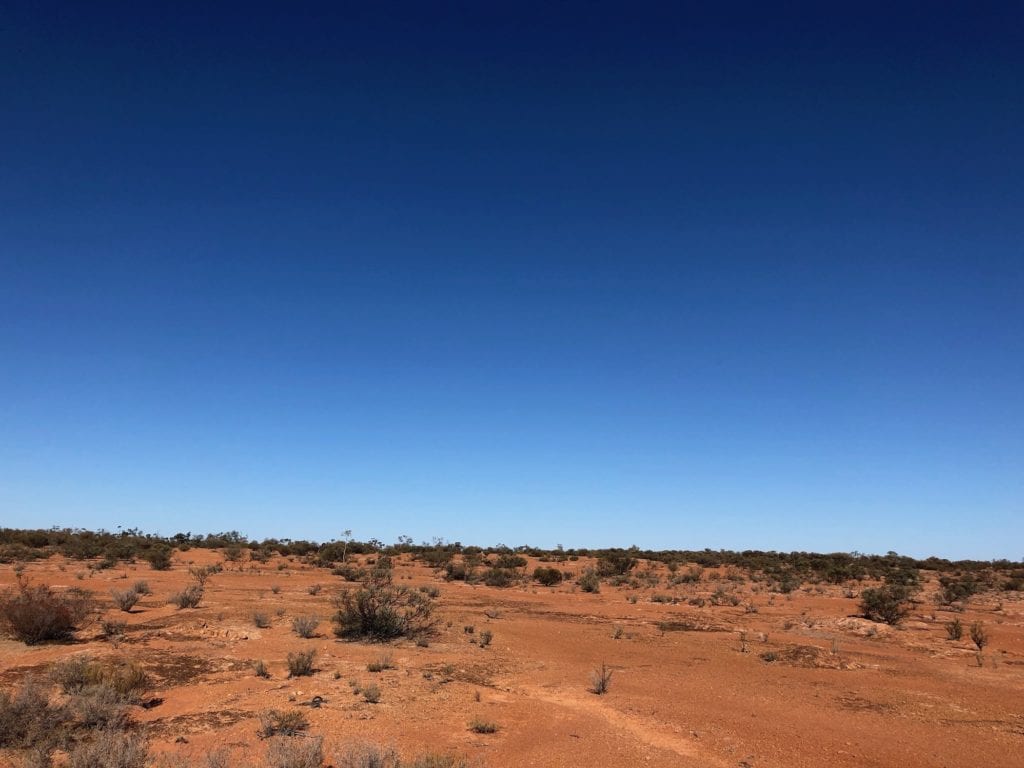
xmin=2 ymin=548 xmax=1023 ymax=767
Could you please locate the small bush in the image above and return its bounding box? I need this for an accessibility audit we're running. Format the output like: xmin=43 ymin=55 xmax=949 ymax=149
xmin=101 ymin=619 xmax=127 ymax=640
xmin=258 ymin=709 xmax=309 ymax=737
xmin=590 ymin=662 xmax=613 ymax=695
xmin=334 ymin=744 xmax=401 ymax=768
xmin=144 ymin=548 xmax=173 ymax=571
xmin=253 ymin=611 xmax=271 ymax=628
xmin=68 ymin=729 xmax=148 ymax=768
xmin=362 ymin=684 xmax=381 ymax=703
xmin=287 ymin=649 xmax=316 ymax=677
xmin=71 ymin=684 xmax=130 ymax=729
xmin=131 ymin=581 xmax=152 ymax=595
xmin=468 ymin=719 xmax=498 ymax=734
xmin=578 ymin=569 xmax=600 ymax=593
xmin=307 ymin=583 xmax=322 ymax=596
xmin=52 ymin=656 xmax=149 ymax=703
xmin=0 ymin=582 xmax=95 ymax=644
xmin=265 ymin=735 xmax=324 ymax=768
xmin=533 ymin=567 xmax=563 ymax=586
xmin=483 ymin=567 xmax=515 ymax=588
xmin=0 ymin=677 xmax=68 ymax=749
xmin=169 ymin=585 xmax=204 ymax=609
xmin=946 ymin=618 xmax=963 ymax=640
xmin=332 ymin=582 xmax=437 ymax=641
xmin=254 ymin=659 xmax=270 ymax=678
xmin=291 ymin=615 xmax=320 ymax=638
xmin=859 ymin=585 xmax=911 ymax=625
xmin=444 ymin=562 xmax=469 ymax=581
xmin=367 ymin=653 xmax=394 ymax=672
xmin=111 ymin=589 xmax=140 ymax=612
xmin=478 ymin=630 xmax=493 ymax=648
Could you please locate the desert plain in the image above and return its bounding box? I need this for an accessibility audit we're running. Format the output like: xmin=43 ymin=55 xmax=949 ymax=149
xmin=1 ymin=543 xmax=1022 ymax=768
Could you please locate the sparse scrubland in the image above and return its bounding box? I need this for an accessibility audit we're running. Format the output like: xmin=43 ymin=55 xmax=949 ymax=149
xmin=1 ymin=528 xmax=1022 ymax=768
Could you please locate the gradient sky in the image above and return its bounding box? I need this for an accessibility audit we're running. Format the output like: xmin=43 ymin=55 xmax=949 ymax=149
xmin=1 ymin=3 xmax=1022 ymax=559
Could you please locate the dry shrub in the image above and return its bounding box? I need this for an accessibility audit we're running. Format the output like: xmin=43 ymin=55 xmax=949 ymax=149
xmin=52 ymin=656 xmax=150 ymax=703
xmin=67 ymin=729 xmax=148 ymax=768
xmin=71 ymin=685 xmax=130 ymax=729
xmin=291 ymin=615 xmax=320 ymax=638
xmin=110 ymin=589 xmax=140 ymax=612
xmin=0 ymin=677 xmax=68 ymax=749
xmin=589 ymin=663 xmax=613 ymax=695
xmin=265 ymin=735 xmax=324 ymax=768
xmin=0 ymin=582 xmax=95 ymax=644
xmin=334 ymin=743 xmax=401 ymax=768
xmin=333 ymin=744 xmax=473 ymax=768
xmin=169 ymin=585 xmax=204 ymax=609
xmin=286 ymin=649 xmax=316 ymax=677
xmin=257 ymin=709 xmax=309 ymax=737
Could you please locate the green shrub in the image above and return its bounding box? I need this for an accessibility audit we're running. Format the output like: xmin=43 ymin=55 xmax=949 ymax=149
xmin=533 ymin=567 xmax=563 ymax=586
xmin=596 ymin=554 xmax=636 ymax=577
xmin=483 ymin=567 xmax=515 ymax=587
xmin=860 ymin=585 xmax=911 ymax=625
xmin=578 ymin=569 xmax=600 ymax=593
xmin=144 ymin=548 xmax=173 ymax=571
xmin=332 ymin=583 xmax=437 ymax=641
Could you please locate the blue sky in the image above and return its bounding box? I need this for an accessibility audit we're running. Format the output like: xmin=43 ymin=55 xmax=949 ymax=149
xmin=1 ymin=3 xmax=1022 ymax=558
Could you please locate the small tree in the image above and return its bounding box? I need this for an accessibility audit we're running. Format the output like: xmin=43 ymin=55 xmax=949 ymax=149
xmin=969 ymin=621 xmax=988 ymax=652
xmin=859 ymin=585 xmax=911 ymax=625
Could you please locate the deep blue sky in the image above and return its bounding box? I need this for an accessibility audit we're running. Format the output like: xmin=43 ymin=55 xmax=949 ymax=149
xmin=2 ymin=3 xmax=1022 ymax=558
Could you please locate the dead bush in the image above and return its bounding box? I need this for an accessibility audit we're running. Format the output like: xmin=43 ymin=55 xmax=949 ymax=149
xmin=286 ymin=649 xmax=316 ymax=677
xmin=589 ymin=662 xmax=613 ymax=695
xmin=169 ymin=585 xmax=204 ymax=609
xmin=0 ymin=582 xmax=95 ymax=644
xmin=0 ymin=677 xmax=69 ymax=749
xmin=257 ymin=709 xmax=309 ymax=737
xmin=67 ymin=729 xmax=148 ymax=768
xmin=265 ymin=735 xmax=324 ymax=768
xmin=110 ymin=589 xmax=140 ymax=612
xmin=52 ymin=656 xmax=150 ymax=703
xmin=291 ymin=615 xmax=320 ymax=638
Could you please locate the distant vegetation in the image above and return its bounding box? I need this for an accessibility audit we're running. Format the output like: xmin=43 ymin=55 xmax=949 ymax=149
xmin=1 ymin=527 xmax=1021 ymax=591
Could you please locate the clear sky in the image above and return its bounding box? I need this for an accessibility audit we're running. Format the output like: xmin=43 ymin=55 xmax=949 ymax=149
xmin=1 ymin=3 xmax=1021 ymax=559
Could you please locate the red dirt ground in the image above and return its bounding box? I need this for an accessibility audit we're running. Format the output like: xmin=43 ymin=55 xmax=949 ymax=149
xmin=2 ymin=550 xmax=1022 ymax=767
